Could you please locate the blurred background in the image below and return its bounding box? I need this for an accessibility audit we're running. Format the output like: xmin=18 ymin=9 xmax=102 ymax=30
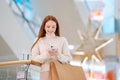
xmin=0 ymin=0 xmax=120 ymax=80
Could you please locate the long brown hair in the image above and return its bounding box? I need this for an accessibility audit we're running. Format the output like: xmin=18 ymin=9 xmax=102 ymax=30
xmin=31 ymin=15 xmax=60 ymax=50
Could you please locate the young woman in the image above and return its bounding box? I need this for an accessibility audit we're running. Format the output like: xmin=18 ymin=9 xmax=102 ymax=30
xmin=31 ymin=15 xmax=72 ymax=80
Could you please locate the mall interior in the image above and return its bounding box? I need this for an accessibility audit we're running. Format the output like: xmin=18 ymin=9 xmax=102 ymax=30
xmin=0 ymin=0 xmax=120 ymax=80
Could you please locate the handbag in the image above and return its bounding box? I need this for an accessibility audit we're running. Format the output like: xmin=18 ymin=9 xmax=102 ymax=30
xmin=49 ymin=60 xmax=86 ymax=80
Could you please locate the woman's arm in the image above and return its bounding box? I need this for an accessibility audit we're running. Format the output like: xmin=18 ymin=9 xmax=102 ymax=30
xmin=57 ymin=37 xmax=72 ymax=63
xmin=31 ymin=39 xmax=47 ymax=63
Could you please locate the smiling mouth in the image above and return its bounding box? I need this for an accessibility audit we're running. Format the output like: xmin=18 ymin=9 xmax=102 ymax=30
xmin=48 ymin=31 xmax=53 ymax=33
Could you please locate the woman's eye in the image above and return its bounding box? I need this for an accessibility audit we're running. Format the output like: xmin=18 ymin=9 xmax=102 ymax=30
xmin=47 ymin=26 xmax=50 ymax=28
xmin=52 ymin=26 xmax=56 ymax=28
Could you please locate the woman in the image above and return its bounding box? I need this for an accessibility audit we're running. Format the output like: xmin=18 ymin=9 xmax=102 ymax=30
xmin=31 ymin=15 xmax=72 ymax=80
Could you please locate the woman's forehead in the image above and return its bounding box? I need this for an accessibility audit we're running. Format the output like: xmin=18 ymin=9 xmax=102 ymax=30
xmin=45 ymin=20 xmax=56 ymax=25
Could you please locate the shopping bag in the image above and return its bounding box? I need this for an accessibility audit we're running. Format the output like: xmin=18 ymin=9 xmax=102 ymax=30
xmin=49 ymin=60 xmax=86 ymax=80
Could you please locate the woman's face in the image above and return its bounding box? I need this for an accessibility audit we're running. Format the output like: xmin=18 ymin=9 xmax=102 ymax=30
xmin=45 ymin=20 xmax=57 ymax=35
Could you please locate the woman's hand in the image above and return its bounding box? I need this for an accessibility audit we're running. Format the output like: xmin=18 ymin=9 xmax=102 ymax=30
xmin=48 ymin=49 xmax=58 ymax=58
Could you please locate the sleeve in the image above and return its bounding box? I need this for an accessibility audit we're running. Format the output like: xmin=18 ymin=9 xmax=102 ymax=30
xmin=57 ymin=37 xmax=72 ymax=63
xmin=31 ymin=39 xmax=46 ymax=63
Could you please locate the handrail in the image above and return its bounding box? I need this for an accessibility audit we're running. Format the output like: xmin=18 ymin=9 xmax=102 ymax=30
xmin=31 ymin=60 xmax=41 ymax=66
xmin=0 ymin=60 xmax=41 ymax=67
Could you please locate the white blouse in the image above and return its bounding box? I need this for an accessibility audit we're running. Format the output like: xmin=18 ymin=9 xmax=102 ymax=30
xmin=31 ymin=34 xmax=72 ymax=72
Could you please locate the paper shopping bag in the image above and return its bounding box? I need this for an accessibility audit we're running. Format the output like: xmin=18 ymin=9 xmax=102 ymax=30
xmin=49 ymin=60 xmax=86 ymax=80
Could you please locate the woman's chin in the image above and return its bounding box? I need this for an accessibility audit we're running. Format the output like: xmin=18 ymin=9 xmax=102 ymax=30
xmin=48 ymin=33 xmax=54 ymax=35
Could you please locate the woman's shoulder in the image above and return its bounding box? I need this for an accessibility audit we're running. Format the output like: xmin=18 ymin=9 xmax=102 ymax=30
xmin=33 ymin=37 xmax=44 ymax=43
xmin=57 ymin=36 xmax=67 ymax=41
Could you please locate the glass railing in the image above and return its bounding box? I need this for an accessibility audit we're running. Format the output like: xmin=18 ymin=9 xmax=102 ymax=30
xmin=1 ymin=55 xmax=120 ymax=80
xmin=0 ymin=59 xmax=41 ymax=80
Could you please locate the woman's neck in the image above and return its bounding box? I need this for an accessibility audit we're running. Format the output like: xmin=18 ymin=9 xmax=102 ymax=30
xmin=45 ymin=33 xmax=55 ymax=38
